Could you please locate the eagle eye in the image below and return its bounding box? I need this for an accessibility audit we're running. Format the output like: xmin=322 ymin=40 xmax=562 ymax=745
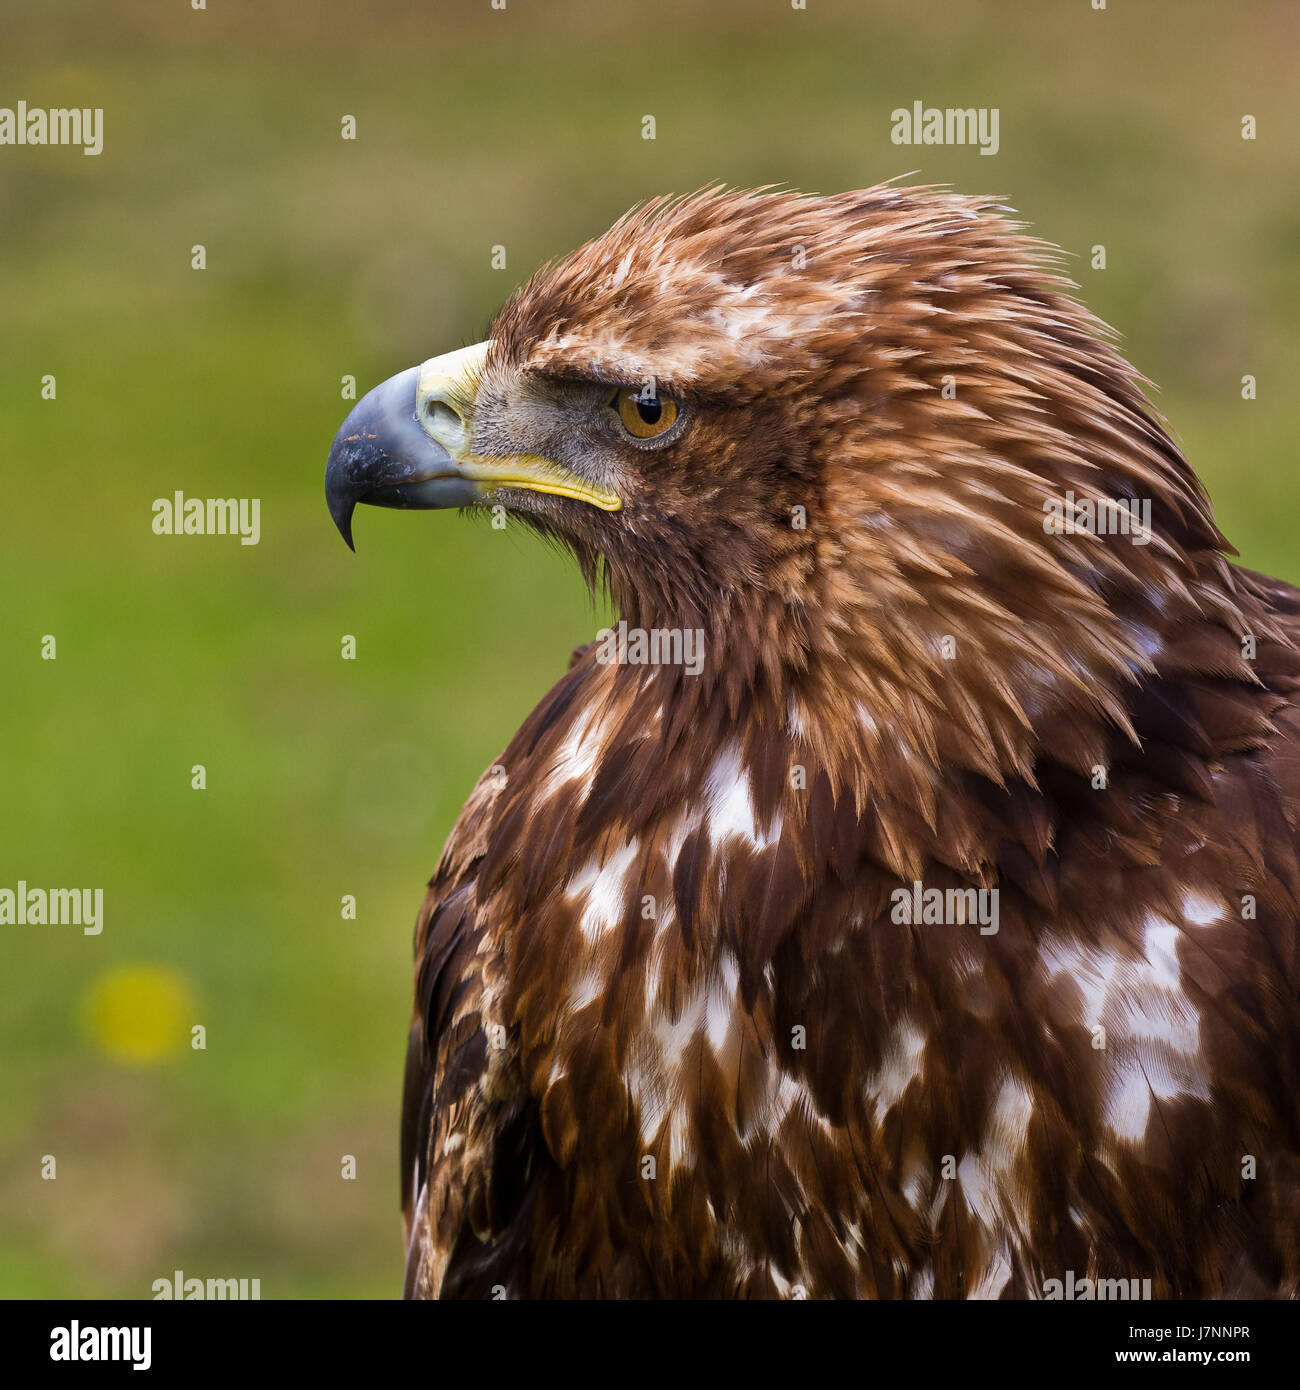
xmin=611 ymin=386 xmax=680 ymax=441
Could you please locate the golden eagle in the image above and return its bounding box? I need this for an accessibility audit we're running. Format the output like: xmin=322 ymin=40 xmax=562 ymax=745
xmin=325 ymin=186 xmax=1300 ymax=1299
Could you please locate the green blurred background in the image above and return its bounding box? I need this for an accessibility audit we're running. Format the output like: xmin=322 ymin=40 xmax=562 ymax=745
xmin=1 ymin=0 xmax=1296 ymax=1298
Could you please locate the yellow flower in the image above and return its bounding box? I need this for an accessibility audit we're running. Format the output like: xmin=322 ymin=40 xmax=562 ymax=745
xmin=81 ymin=966 xmax=196 ymax=1065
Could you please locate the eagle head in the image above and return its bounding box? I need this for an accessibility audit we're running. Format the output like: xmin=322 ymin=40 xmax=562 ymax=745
xmin=324 ymin=188 xmax=843 ymax=618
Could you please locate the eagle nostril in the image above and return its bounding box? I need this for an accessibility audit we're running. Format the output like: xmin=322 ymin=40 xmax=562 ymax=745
xmin=421 ymin=399 xmax=467 ymax=451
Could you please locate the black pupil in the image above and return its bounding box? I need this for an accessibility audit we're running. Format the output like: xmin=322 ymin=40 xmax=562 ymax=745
xmin=636 ymin=396 xmax=662 ymax=424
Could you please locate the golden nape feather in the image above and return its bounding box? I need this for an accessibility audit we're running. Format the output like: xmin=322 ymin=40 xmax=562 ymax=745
xmin=326 ymin=185 xmax=1300 ymax=1299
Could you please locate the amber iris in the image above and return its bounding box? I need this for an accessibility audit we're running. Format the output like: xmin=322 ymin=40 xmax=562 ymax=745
xmin=614 ymin=387 xmax=679 ymax=439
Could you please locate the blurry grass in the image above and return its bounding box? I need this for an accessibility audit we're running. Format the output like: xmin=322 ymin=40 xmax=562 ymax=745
xmin=0 ymin=0 xmax=1296 ymax=1297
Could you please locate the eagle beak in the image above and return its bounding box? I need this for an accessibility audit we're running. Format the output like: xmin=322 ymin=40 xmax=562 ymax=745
xmin=325 ymin=340 xmax=621 ymax=550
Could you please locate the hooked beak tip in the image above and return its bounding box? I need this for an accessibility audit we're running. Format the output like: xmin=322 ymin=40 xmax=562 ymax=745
xmin=333 ymin=505 xmax=357 ymax=552
xmin=326 ymin=475 xmax=359 ymax=551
